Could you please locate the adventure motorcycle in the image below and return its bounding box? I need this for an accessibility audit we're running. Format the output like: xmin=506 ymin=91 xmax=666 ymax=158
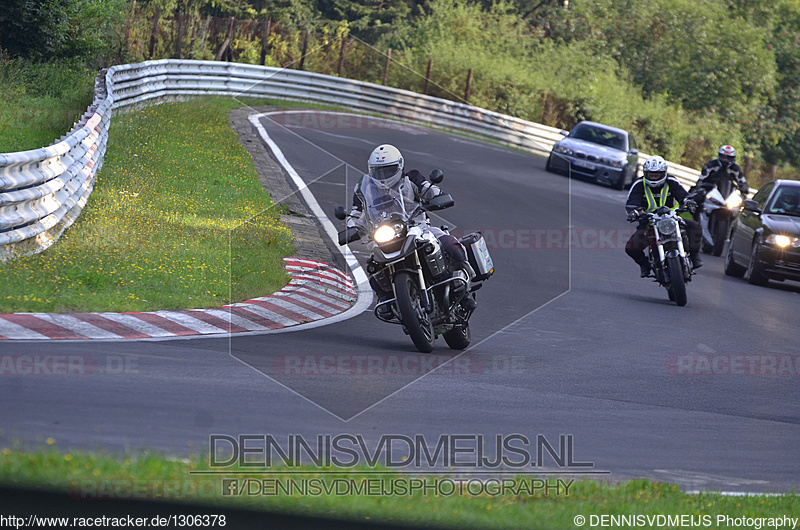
xmin=335 ymin=170 xmax=494 ymax=353
xmin=690 ymin=179 xmax=744 ymax=256
xmin=629 ymin=206 xmax=694 ymax=306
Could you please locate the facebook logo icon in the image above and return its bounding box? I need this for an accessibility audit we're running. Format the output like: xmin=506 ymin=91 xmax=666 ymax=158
xmin=221 ymin=479 xmax=238 ymax=496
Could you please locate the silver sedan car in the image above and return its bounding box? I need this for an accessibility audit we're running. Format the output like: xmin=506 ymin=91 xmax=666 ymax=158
xmin=546 ymin=121 xmax=639 ymax=190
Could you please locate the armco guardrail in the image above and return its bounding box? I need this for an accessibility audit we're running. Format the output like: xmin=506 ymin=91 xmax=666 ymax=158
xmin=0 ymin=69 xmax=111 ymax=261
xmin=0 ymin=59 xmax=705 ymax=260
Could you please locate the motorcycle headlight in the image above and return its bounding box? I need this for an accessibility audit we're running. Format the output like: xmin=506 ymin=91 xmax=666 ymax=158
xmin=373 ymin=222 xmax=406 ymax=244
xmin=766 ymin=234 xmax=798 ymax=248
xmin=374 ymin=225 xmax=397 ymax=243
xmin=656 ymin=218 xmax=677 ymax=236
xmin=726 ymin=194 xmax=743 ymax=209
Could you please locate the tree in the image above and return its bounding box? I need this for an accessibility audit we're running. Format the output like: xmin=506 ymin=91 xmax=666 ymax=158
xmin=571 ymin=0 xmax=776 ymax=117
xmin=743 ymin=3 xmax=800 ymax=171
xmin=0 ymin=0 xmax=78 ymax=59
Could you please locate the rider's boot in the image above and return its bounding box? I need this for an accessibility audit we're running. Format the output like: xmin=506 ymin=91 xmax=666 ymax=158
xmin=452 ymin=261 xmax=477 ymax=310
xmin=376 ymin=293 xmax=393 ymax=319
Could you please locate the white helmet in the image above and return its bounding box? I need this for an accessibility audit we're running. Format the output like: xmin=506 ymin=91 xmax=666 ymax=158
xmin=643 ymin=155 xmax=668 ymax=188
xmin=368 ymin=144 xmax=404 ymax=189
xmin=718 ymin=145 xmax=736 ymax=168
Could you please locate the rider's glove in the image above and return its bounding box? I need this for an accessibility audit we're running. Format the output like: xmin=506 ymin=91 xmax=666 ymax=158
xmin=684 ymin=198 xmax=698 ymax=214
xmin=626 ymin=209 xmax=640 ymax=222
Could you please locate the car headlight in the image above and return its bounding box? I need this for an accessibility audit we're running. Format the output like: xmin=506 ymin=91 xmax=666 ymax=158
xmin=553 ymin=144 xmax=574 ymax=156
xmin=601 ymin=158 xmax=623 ymax=168
xmin=726 ymin=195 xmax=743 ymax=209
xmin=657 ymin=218 xmax=677 ymax=236
xmin=766 ymin=234 xmax=799 ymax=248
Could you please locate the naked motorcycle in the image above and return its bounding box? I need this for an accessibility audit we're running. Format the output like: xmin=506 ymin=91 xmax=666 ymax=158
xmin=335 ymin=171 xmax=494 ymax=353
xmin=630 ymin=206 xmax=694 ymax=306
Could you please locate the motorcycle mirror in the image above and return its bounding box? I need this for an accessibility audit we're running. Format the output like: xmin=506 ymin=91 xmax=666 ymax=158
xmin=425 ymin=193 xmax=454 ymax=211
xmin=338 ymin=227 xmax=361 ymax=245
xmin=742 ymin=200 xmax=761 ymax=213
xmin=429 ymin=169 xmax=444 ymax=184
xmin=334 ymin=206 xmax=346 ymax=220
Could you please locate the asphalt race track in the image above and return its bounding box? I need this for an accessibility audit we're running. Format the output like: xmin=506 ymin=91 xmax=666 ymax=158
xmin=1 ymin=110 xmax=798 ymax=493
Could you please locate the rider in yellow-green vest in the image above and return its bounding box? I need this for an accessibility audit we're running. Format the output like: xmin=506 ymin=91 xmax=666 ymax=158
xmin=625 ymin=155 xmax=703 ymax=277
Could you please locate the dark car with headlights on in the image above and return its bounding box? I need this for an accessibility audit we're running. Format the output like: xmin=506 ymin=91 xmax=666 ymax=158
xmin=545 ymin=121 xmax=639 ymax=190
xmin=724 ymin=180 xmax=800 ymax=286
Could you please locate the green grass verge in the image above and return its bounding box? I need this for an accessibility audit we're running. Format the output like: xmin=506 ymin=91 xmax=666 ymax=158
xmin=0 ymin=448 xmax=797 ymax=528
xmin=0 ymin=97 xmax=295 ymax=312
xmin=0 ymin=57 xmax=96 ymax=154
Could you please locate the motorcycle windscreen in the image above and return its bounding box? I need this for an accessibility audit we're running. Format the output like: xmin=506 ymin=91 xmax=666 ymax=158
xmin=357 ymin=176 xmax=419 ymax=229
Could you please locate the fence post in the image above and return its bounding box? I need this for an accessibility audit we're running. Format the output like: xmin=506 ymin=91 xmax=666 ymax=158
xmin=464 ymin=68 xmax=473 ymax=104
xmin=125 ymin=0 xmax=137 ymax=44
xmin=298 ymin=31 xmax=310 ymax=70
xmin=148 ymin=7 xmax=161 ymax=59
xmin=424 ymin=59 xmax=433 ymax=95
xmin=260 ymin=19 xmax=272 ymax=66
xmin=174 ymin=11 xmax=183 ymax=59
xmin=189 ymin=15 xmax=198 ymax=59
xmin=215 ymin=17 xmax=235 ymax=61
xmin=337 ymin=37 xmax=347 ymax=77
xmin=382 ymin=49 xmax=392 ymax=85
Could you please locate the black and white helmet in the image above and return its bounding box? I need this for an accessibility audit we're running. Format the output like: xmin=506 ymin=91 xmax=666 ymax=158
xmin=643 ymin=155 xmax=668 ymax=188
xmin=718 ymin=145 xmax=736 ymax=168
xmin=368 ymin=144 xmax=404 ymax=189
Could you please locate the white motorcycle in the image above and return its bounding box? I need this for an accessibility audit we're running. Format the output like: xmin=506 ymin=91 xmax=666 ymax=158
xmin=691 ymin=179 xmax=743 ymax=256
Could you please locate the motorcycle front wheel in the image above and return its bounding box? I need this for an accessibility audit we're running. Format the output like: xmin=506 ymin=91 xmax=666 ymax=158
xmin=712 ymin=216 xmax=730 ymax=257
xmin=394 ymin=272 xmax=435 ymax=353
xmin=666 ymin=256 xmax=687 ymax=306
xmin=443 ymin=324 xmax=471 ymax=350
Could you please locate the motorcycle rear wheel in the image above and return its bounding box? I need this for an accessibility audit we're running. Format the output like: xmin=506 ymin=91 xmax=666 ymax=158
xmin=666 ymin=256 xmax=687 ymax=306
xmin=443 ymin=324 xmax=471 ymax=350
xmin=394 ymin=272 xmax=435 ymax=353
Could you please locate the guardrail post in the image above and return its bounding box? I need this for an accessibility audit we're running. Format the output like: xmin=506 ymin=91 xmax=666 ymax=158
xmin=382 ymin=49 xmax=392 ymax=85
xmin=424 ymin=59 xmax=433 ymax=95
xmin=464 ymin=68 xmax=474 ymax=104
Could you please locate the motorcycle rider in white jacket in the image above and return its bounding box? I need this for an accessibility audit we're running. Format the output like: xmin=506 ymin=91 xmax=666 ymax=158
xmin=347 ymin=144 xmax=476 ymax=317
